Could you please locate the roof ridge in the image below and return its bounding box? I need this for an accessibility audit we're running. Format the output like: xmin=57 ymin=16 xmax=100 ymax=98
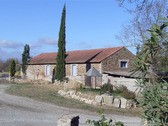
xmin=67 ymin=46 xmax=124 ymax=52
xmin=97 ymin=46 xmax=124 ymax=62
xmin=38 ymin=46 xmax=124 ymax=55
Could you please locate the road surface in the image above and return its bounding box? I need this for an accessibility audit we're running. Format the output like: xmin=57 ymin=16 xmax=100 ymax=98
xmin=0 ymin=84 xmax=143 ymax=126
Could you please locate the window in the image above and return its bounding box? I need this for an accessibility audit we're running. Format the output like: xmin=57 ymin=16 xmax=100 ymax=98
xmin=72 ymin=64 xmax=77 ymax=76
xmin=46 ymin=65 xmax=50 ymax=76
xmin=120 ymin=61 xmax=128 ymax=68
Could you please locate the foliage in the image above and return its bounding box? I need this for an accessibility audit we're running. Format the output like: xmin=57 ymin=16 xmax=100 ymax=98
xmin=138 ymin=81 xmax=168 ymax=126
xmin=22 ymin=44 xmax=30 ymax=75
xmin=100 ymin=84 xmax=135 ymax=99
xmin=115 ymin=85 xmax=136 ymax=99
xmin=0 ymin=59 xmax=3 ymax=72
xmin=131 ymin=17 xmax=168 ymax=125
xmin=9 ymin=59 xmax=16 ymax=77
xmin=77 ymin=86 xmax=100 ymax=93
xmin=55 ymin=4 xmax=66 ymax=81
xmin=100 ymin=84 xmax=113 ymax=94
xmin=3 ymin=58 xmax=18 ymax=72
xmin=86 ymin=110 xmax=124 ymax=126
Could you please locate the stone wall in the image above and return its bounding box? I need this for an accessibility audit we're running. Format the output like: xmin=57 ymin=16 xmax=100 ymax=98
xmin=77 ymin=64 xmax=86 ymax=76
xmin=66 ymin=64 xmax=71 ymax=76
xmin=57 ymin=115 xmax=79 ymax=126
xmin=58 ymin=90 xmax=136 ymax=109
xmin=91 ymin=63 xmax=101 ymax=73
xmin=102 ymin=74 xmax=140 ymax=94
xmin=66 ymin=63 xmax=100 ymax=76
xmin=102 ymin=47 xmax=135 ymax=72
xmin=27 ymin=63 xmax=88 ymax=82
xmin=26 ymin=64 xmax=55 ymax=81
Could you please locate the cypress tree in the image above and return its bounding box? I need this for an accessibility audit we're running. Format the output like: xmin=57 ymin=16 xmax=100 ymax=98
xmin=55 ymin=5 xmax=66 ymax=81
xmin=22 ymin=44 xmax=30 ymax=76
xmin=9 ymin=59 xmax=16 ymax=78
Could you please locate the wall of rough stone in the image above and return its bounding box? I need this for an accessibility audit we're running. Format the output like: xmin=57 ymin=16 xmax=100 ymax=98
xmin=77 ymin=64 xmax=86 ymax=76
xmin=27 ymin=63 xmax=88 ymax=82
xmin=66 ymin=63 xmax=101 ymax=76
xmin=66 ymin=64 xmax=71 ymax=76
xmin=91 ymin=63 xmax=101 ymax=73
xmin=58 ymin=89 xmax=136 ymax=109
xmin=26 ymin=64 xmax=55 ymax=81
xmin=102 ymin=74 xmax=139 ymax=94
xmin=66 ymin=76 xmax=85 ymax=84
xmin=102 ymin=47 xmax=135 ymax=72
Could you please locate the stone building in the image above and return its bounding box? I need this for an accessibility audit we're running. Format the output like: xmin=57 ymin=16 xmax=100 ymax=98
xmin=26 ymin=46 xmax=135 ymax=83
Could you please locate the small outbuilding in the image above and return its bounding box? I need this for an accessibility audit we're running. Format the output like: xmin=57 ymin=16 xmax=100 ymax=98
xmin=85 ymin=67 xmax=102 ymax=89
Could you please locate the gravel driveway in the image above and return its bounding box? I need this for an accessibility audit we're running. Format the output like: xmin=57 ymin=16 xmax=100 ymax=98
xmin=0 ymin=84 xmax=143 ymax=126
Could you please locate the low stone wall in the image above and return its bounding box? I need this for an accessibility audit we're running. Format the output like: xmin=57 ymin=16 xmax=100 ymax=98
xmin=66 ymin=76 xmax=85 ymax=84
xmin=58 ymin=90 xmax=136 ymax=109
xmin=102 ymin=74 xmax=140 ymax=94
xmin=54 ymin=80 xmax=82 ymax=90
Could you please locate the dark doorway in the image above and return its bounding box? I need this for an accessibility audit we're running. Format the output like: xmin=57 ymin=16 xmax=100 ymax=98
xmin=52 ymin=68 xmax=55 ymax=83
xmin=86 ymin=63 xmax=91 ymax=72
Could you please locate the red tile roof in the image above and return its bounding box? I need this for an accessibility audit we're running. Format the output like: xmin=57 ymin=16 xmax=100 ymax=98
xmin=28 ymin=46 xmax=124 ymax=65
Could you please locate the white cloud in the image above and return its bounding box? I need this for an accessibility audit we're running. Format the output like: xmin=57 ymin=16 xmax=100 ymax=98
xmin=29 ymin=37 xmax=58 ymax=49
xmin=0 ymin=38 xmax=58 ymax=61
xmin=78 ymin=41 xmax=92 ymax=49
xmin=0 ymin=48 xmax=21 ymax=62
xmin=29 ymin=42 xmax=41 ymax=49
xmin=0 ymin=40 xmax=23 ymax=48
xmin=103 ymin=44 xmax=113 ymax=48
xmin=38 ymin=38 xmax=58 ymax=45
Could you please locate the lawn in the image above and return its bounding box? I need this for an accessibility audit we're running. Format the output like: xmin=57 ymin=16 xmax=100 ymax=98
xmin=3 ymin=81 xmax=140 ymax=116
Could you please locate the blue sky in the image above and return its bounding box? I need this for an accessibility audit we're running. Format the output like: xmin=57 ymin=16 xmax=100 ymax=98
xmin=0 ymin=0 xmax=135 ymax=62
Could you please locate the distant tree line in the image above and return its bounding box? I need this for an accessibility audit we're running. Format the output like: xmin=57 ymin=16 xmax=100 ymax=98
xmin=0 ymin=58 xmax=20 ymax=72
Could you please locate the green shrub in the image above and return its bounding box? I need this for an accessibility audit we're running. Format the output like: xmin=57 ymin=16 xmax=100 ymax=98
xmin=86 ymin=110 xmax=124 ymax=126
xmin=80 ymin=84 xmax=83 ymax=90
xmin=9 ymin=59 xmax=16 ymax=78
xmin=138 ymin=81 xmax=168 ymax=125
xmin=115 ymin=85 xmax=136 ymax=99
xmin=100 ymin=84 xmax=113 ymax=94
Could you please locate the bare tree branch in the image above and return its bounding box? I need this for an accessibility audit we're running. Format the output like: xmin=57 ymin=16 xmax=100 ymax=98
xmin=116 ymin=0 xmax=168 ymax=47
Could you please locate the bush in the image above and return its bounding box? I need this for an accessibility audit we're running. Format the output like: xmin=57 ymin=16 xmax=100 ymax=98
xmin=86 ymin=110 xmax=124 ymax=126
xmin=115 ymin=85 xmax=135 ymax=99
xmin=9 ymin=59 xmax=16 ymax=78
xmin=100 ymin=83 xmax=113 ymax=94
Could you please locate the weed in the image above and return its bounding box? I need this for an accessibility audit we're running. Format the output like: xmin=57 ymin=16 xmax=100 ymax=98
xmin=86 ymin=110 xmax=124 ymax=126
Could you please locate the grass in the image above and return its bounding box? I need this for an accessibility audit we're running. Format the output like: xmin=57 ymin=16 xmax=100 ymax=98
xmin=4 ymin=82 xmax=140 ymax=116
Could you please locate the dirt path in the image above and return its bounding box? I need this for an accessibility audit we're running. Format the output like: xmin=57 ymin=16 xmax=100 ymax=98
xmin=0 ymin=84 xmax=143 ymax=126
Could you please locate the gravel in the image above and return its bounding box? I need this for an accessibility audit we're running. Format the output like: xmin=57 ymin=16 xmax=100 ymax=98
xmin=0 ymin=84 xmax=143 ymax=126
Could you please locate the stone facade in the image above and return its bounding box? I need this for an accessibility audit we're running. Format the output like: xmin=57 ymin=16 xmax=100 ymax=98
xmin=102 ymin=47 xmax=135 ymax=72
xmin=26 ymin=47 xmax=135 ymax=83
xmin=26 ymin=64 xmax=55 ymax=81
xmin=91 ymin=63 xmax=101 ymax=73
xmin=77 ymin=64 xmax=86 ymax=76
xmin=66 ymin=64 xmax=71 ymax=76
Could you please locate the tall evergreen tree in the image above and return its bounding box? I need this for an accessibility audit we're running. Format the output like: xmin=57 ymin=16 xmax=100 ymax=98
xmin=55 ymin=5 xmax=66 ymax=81
xmin=9 ymin=59 xmax=16 ymax=78
xmin=22 ymin=44 xmax=30 ymax=76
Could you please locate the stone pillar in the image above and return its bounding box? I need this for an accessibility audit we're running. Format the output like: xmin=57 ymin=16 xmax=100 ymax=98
xmin=57 ymin=114 xmax=79 ymax=126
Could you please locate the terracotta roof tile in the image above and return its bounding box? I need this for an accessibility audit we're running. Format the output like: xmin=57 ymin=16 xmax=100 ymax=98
xmin=28 ymin=46 xmax=124 ymax=65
